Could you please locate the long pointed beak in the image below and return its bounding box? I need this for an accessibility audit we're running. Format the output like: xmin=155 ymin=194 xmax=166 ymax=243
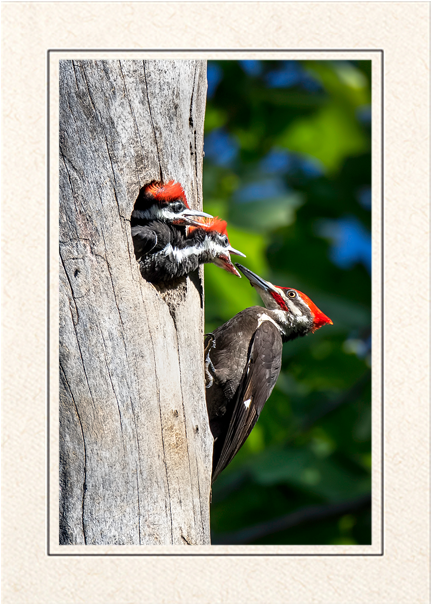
xmin=180 ymin=209 xmax=213 ymax=226
xmin=235 ymin=263 xmax=277 ymax=293
xmin=227 ymin=246 xmax=246 ymax=258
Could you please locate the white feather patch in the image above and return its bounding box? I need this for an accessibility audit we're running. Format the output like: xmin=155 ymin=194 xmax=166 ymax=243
xmin=135 ymin=206 xmax=180 ymax=223
xmin=286 ymin=298 xmax=302 ymax=316
xmin=160 ymin=238 xmax=224 ymax=264
xmin=161 ymin=243 xmax=201 ymax=263
xmin=243 ymin=398 xmax=252 ymax=409
xmin=257 ymin=313 xmax=283 ymax=333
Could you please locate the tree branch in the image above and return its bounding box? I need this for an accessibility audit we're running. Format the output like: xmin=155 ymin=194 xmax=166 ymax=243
xmin=212 ymin=494 xmax=371 ymax=544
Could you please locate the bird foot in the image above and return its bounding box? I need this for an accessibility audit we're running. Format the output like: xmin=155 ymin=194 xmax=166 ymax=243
xmin=204 ymin=333 xmax=217 ymax=388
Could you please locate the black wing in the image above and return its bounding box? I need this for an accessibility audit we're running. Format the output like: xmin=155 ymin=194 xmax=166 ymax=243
xmin=131 ymin=222 xmax=186 ymax=260
xmin=131 ymin=225 xmax=160 ymax=258
xmin=212 ymin=320 xmax=283 ymax=482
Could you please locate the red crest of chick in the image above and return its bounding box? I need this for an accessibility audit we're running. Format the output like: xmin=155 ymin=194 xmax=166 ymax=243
xmin=188 ymin=216 xmax=245 ymax=277
xmin=188 ymin=216 xmax=229 ymax=237
xmin=144 ymin=180 xmax=190 ymax=208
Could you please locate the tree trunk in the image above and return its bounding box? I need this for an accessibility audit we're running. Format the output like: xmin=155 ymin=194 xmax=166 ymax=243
xmin=59 ymin=60 xmax=212 ymax=545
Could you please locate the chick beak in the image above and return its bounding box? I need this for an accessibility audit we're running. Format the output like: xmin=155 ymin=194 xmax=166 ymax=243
xmin=214 ymin=254 xmax=242 ymax=277
xmin=178 ymin=209 xmax=213 ymax=226
xmin=227 ymin=246 xmax=246 ymax=257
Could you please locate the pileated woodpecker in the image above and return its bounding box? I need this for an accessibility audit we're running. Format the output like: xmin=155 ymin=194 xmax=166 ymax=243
xmin=131 ymin=180 xmax=211 ymax=228
xmin=132 ymin=215 xmax=245 ymax=283
xmin=131 ymin=180 xmax=244 ymax=282
xmin=205 ymin=263 xmax=333 ymax=483
xmin=131 ymin=179 xmax=211 ymax=266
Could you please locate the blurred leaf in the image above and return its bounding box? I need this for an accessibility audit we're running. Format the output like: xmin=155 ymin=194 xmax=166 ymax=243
xmin=250 ymin=446 xmax=369 ymax=502
xmin=229 ymin=194 xmax=304 ymax=233
xmin=205 ymin=106 xmax=228 ymax=131
xmin=306 ymin=61 xmax=370 ymax=107
xmin=279 ymin=105 xmax=368 ymax=172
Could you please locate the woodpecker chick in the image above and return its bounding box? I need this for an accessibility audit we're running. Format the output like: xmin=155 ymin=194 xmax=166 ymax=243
xmin=188 ymin=217 xmax=245 ymax=277
xmin=131 ymin=180 xmax=212 ymax=228
xmin=132 ymin=217 xmax=245 ymax=283
xmin=206 ymin=264 xmax=332 ymax=483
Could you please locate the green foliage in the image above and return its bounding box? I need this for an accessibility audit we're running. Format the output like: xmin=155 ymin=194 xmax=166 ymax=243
xmin=204 ymin=60 xmax=372 ymax=545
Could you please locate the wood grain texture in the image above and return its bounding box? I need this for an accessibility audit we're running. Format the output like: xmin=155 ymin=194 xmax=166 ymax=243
xmin=59 ymin=59 xmax=212 ymax=545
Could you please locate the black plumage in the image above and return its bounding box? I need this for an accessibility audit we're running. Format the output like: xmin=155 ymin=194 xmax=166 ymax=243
xmin=131 ymin=220 xmax=184 ymax=259
xmin=131 ymin=221 xmax=202 ymax=282
xmin=207 ymin=311 xmax=283 ymax=482
xmin=205 ymin=264 xmax=332 ymax=483
xmin=132 ymin=220 xmax=243 ymax=283
xmin=130 ymin=179 xmax=222 ymax=282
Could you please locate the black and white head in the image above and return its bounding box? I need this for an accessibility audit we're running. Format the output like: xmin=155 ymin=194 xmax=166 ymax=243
xmin=189 ymin=218 xmax=246 ymax=277
xmin=236 ymin=264 xmax=333 ymax=334
xmin=132 ymin=180 xmax=212 ymax=226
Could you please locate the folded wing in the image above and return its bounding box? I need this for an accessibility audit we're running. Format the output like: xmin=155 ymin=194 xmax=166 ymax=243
xmin=212 ymin=320 xmax=283 ymax=482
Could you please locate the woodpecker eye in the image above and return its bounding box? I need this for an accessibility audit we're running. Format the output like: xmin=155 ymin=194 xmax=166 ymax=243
xmin=171 ymin=202 xmax=184 ymax=214
xmin=287 ymin=290 xmax=297 ymax=298
xmin=220 ymin=235 xmax=228 ymax=245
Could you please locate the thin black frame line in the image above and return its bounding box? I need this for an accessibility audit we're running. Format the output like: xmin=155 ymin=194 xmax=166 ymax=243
xmin=46 ymin=48 xmax=385 ymax=557
xmin=380 ymin=48 xmax=385 ymax=556
xmin=49 ymin=553 xmax=383 ymax=557
xmin=49 ymin=48 xmax=383 ymax=53
xmin=47 ymin=49 xmax=51 ymax=557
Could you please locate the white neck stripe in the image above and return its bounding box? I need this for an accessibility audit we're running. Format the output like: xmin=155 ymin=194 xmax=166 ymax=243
xmin=160 ymin=238 xmax=226 ymax=264
xmin=134 ymin=206 xmax=179 ymax=222
xmin=257 ymin=313 xmax=286 ymax=335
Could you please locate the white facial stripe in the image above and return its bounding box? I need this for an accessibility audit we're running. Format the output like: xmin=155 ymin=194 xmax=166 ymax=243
xmin=134 ymin=206 xmax=180 ymax=222
xmin=277 ymin=306 xmax=311 ymax=329
xmin=283 ymin=293 xmax=312 ymax=327
xmin=205 ymin=238 xmax=226 ymax=257
xmin=286 ymin=298 xmax=303 ymax=316
xmin=201 ymin=236 xmax=232 ymax=261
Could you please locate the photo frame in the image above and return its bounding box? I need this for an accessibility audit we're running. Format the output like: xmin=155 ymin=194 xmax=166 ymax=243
xmin=2 ymin=3 xmax=429 ymax=603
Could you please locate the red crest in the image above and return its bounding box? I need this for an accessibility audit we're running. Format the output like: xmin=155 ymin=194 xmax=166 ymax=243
xmin=279 ymin=287 xmax=333 ymax=332
xmin=144 ymin=180 xmax=189 ymax=208
xmin=188 ymin=217 xmax=229 ymax=238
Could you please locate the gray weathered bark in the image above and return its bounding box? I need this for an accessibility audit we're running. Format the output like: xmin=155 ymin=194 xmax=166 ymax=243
xmin=59 ymin=60 xmax=212 ymax=545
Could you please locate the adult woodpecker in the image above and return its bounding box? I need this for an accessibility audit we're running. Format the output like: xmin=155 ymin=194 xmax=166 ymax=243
xmin=132 ymin=216 xmax=246 ymax=283
xmin=205 ymin=263 xmax=333 ymax=483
